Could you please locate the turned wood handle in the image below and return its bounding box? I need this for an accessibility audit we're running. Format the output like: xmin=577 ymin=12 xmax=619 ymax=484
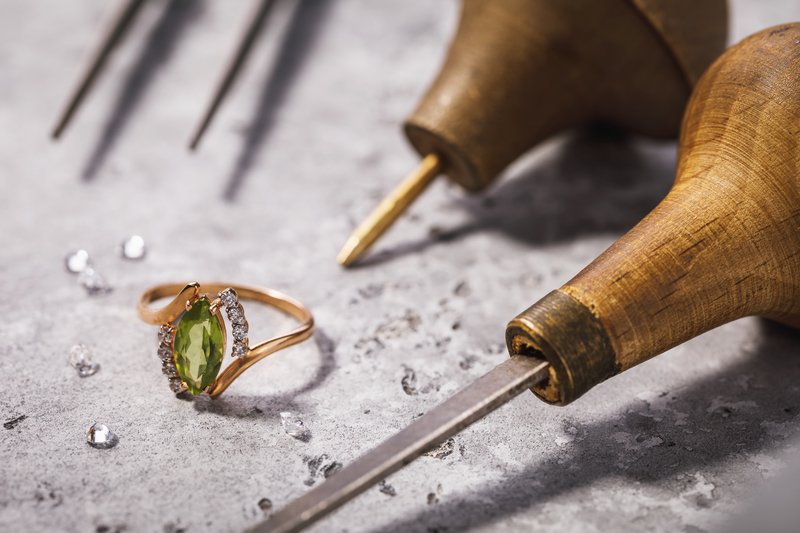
xmin=404 ymin=0 xmax=727 ymax=191
xmin=507 ymin=24 xmax=800 ymax=406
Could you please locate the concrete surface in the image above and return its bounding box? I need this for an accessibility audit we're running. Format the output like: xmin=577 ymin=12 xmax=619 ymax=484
xmin=3 ymin=1 xmax=800 ymax=532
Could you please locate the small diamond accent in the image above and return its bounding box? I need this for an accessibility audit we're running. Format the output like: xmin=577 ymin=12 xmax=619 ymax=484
xmin=232 ymin=340 xmax=248 ymax=358
xmin=78 ymin=267 xmax=111 ymax=295
xmin=158 ymin=343 xmax=173 ymax=362
xmin=162 ymin=362 xmax=178 ymax=378
xmin=168 ymin=378 xmax=184 ymax=394
xmin=281 ymin=412 xmax=308 ymax=439
xmin=232 ymin=324 xmax=248 ymax=342
xmin=227 ymin=305 xmax=245 ymax=325
xmin=158 ymin=325 xmax=174 ymax=344
xmin=65 ymin=250 xmax=90 ymax=273
xmin=87 ymin=423 xmax=118 ymax=449
xmin=117 ymin=235 xmax=146 ymax=260
xmin=69 ymin=344 xmax=99 ymax=377
xmin=219 ymin=288 xmax=238 ymax=308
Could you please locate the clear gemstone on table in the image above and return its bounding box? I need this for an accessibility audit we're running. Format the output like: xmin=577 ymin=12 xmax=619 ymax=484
xmin=232 ymin=324 xmax=248 ymax=342
xmin=69 ymin=344 xmax=99 ymax=377
xmin=162 ymin=362 xmax=178 ymax=378
xmin=280 ymin=412 xmax=308 ymax=439
xmin=78 ymin=268 xmax=111 ymax=294
xmin=158 ymin=343 xmax=173 ymax=361
xmin=227 ymin=305 xmax=245 ymax=325
xmin=168 ymin=378 xmax=184 ymax=394
xmin=87 ymin=423 xmax=118 ymax=449
xmin=219 ymin=288 xmax=238 ymax=308
xmin=117 ymin=235 xmax=146 ymax=260
xmin=65 ymin=250 xmax=90 ymax=273
xmin=158 ymin=325 xmax=174 ymax=344
xmin=232 ymin=340 xmax=248 ymax=358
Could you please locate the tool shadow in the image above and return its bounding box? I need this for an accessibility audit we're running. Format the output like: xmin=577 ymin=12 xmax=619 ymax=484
xmin=82 ymin=0 xmax=202 ymax=181
xmin=358 ymin=125 xmax=676 ymax=267
xmin=369 ymin=319 xmax=800 ymax=533
xmin=223 ymin=0 xmax=332 ymax=201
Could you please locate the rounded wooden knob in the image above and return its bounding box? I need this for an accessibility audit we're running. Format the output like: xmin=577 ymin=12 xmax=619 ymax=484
xmin=507 ymin=24 xmax=800 ymax=405
xmin=405 ymin=0 xmax=728 ymax=191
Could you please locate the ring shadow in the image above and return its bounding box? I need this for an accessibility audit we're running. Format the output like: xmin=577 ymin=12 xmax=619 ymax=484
xmin=355 ymin=125 xmax=677 ymax=268
xmin=368 ymin=319 xmax=800 ymax=533
xmin=186 ymin=327 xmax=337 ymax=429
xmin=223 ymin=0 xmax=333 ymax=201
xmin=82 ymin=0 xmax=203 ymax=181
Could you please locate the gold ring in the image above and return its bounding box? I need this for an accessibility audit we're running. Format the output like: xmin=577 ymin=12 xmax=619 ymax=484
xmin=137 ymin=282 xmax=314 ymax=398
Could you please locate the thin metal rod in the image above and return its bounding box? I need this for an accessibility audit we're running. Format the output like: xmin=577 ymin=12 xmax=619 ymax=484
xmin=337 ymin=153 xmax=442 ymax=267
xmin=250 ymin=355 xmax=550 ymax=533
xmin=52 ymin=0 xmax=146 ymax=139
xmin=189 ymin=0 xmax=275 ymax=150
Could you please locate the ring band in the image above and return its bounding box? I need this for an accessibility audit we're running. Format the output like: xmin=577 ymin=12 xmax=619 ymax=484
xmin=137 ymin=282 xmax=314 ymax=398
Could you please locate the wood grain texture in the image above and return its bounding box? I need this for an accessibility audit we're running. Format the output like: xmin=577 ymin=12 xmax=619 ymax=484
xmin=562 ymin=24 xmax=800 ymax=373
xmin=404 ymin=0 xmax=728 ymax=191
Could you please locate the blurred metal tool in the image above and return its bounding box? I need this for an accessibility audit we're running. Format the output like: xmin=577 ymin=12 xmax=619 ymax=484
xmin=189 ymin=0 xmax=275 ymax=150
xmin=248 ymin=355 xmax=550 ymax=533
xmin=52 ymin=0 xmax=147 ymax=139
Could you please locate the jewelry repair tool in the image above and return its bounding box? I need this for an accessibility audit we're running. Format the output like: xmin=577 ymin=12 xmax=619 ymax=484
xmin=337 ymin=0 xmax=728 ymax=266
xmin=138 ymin=282 xmax=313 ymax=397
xmin=189 ymin=0 xmax=275 ymax=150
xmin=254 ymin=23 xmax=800 ymax=532
xmin=52 ymin=0 xmax=146 ymax=139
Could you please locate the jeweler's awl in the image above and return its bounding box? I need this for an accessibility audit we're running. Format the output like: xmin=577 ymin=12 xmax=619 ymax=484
xmin=189 ymin=0 xmax=275 ymax=150
xmin=52 ymin=0 xmax=146 ymax=139
xmin=337 ymin=0 xmax=728 ymax=266
xmin=250 ymin=356 xmax=550 ymax=533
xmin=258 ymin=24 xmax=800 ymax=533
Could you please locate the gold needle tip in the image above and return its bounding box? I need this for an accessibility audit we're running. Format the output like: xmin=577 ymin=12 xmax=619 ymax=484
xmin=337 ymin=153 xmax=442 ymax=267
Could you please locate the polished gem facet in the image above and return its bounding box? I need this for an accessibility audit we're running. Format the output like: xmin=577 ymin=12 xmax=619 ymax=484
xmin=227 ymin=305 xmax=245 ymax=325
xmin=174 ymin=297 xmax=224 ymax=395
xmin=162 ymin=362 xmax=178 ymax=378
xmin=118 ymin=235 xmax=146 ymax=259
xmin=158 ymin=343 xmax=173 ymax=362
xmin=69 ymin=344 xmax=99 ymax=377
xmin=158 ymin=325 xmax=174 ymax=344
xmin=232 ymin=324 xmax=248 ymax=341
xmin=65 ymin=250 xmax=90 ymax=273
xmin=87 ymin=423 xmax=118 ymax=449
xmin=281 ymin=412 xmax=308 ymax=439
xmin=232 ymin=340 xmax=248 ymax=358
xmin=219 ymin=288 xmax=238 ymax=308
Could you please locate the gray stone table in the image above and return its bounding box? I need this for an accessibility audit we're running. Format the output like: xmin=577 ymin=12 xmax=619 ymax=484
xmin=3 ymin=1 xmax=800 ymax=532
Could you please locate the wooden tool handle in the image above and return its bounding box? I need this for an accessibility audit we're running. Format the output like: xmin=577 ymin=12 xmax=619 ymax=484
xmin=507 ymin=24 xmax=800 ymax=406
xmin=404 ymin=0 xmax=727 ymax=191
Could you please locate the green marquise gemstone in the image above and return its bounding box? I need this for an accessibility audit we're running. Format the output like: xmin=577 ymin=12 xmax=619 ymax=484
xmin=174 ymin=297 xmax=225 ymax=395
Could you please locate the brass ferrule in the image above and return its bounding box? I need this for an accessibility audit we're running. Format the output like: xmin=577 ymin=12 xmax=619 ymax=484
xmin=505 ymin=290 xmax=618 ymax=406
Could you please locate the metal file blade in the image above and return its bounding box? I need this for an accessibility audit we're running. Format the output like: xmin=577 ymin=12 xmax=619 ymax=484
xmin=250 ymin=355 xmax=550 ymax=533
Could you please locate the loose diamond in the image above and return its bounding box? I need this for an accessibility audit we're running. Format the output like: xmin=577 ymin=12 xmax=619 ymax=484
xmin=158 ymin=343 xmax=173 ymax=362
xmin=232 ymin=341 xmax=248 ymax=358
xmin=78 ymin=268 xmax=111 ymax=294
xmin=69 ymin=344 xmax=99 ymax=377
xmin=232 ymin=324 xmax=248 ymax=342
xmin=423 ymin=437 xmax=455 ymax=459
xmin=258 ymin=498 xmax=273 ymax=514
xmin=227 ymin=305 xmax=245 ymax=325
xmin=219 ymin=288 xmax=238 ymax=308
xmin=65 ymin=250 xmax=90 ymax=273
xmin=118 ymin=235 xmax=146 ymax=260
xmin=158 ymin=325 xmax=174 ymax=344
xmin=87 ymin=423 xmax=118 ymax=449
xmin=162 ymin=362 xmax=178 ymax=378
xmin=168 ymin=378 xmax=184 ymax=394
xmin=280 ymin=412 xmax=308 ymax=439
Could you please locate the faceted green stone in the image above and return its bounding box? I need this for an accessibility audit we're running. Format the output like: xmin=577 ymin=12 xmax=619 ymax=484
xmin=174 ymin=297 xmax=225 ymax=395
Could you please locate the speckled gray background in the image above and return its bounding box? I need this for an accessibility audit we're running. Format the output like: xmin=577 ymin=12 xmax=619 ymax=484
xmin=3 ymin=1 xmax=800 ymax=532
